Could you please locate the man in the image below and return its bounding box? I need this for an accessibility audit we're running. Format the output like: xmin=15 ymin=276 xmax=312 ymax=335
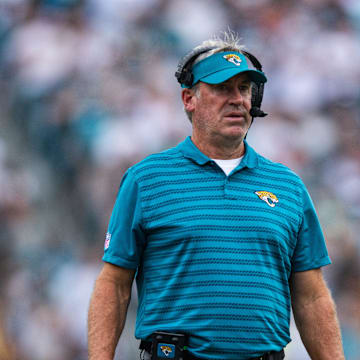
xmin=88 ymin=33 xmax=345 ymax=360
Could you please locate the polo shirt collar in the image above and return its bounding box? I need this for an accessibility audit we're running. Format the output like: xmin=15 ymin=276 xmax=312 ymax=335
xmin=240 ymin=140 xmax=259 ymax=169
xmin=178 ymin=136 xmax=211 ymax=165
xmin=178 ymin=136 xmax=259 ymax=169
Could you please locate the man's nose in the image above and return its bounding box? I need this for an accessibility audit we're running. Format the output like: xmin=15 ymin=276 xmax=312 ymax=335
xmin=228 ymin=87 xmax=245 ymax=105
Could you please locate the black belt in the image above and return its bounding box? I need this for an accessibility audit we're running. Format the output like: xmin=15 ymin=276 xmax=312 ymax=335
xmin=248 ymin=349 xmax=285 ymax=360
xmin=140 ymin=340 xmax=285 ymax=360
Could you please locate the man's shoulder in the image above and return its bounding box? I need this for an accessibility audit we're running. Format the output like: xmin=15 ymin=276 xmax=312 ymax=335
xmin=128 ymin=143 xmax=184 ymax=178
xmin=255 ymin=152 xmax=304 ymax=185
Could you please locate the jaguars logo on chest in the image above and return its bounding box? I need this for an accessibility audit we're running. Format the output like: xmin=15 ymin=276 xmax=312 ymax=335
xmin=255 ymin=191 xmax=279 ymax=208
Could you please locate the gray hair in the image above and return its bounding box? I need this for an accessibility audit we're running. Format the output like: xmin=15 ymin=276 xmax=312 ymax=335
xmin=193 ymin=30 xmax=246 ymax=64
xmin=184 ymin=30 xmax=246 ymax=122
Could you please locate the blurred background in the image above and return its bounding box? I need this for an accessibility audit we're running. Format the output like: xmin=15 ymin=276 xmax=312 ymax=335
xmin=0 ymin=0 xmax=359 ymax=359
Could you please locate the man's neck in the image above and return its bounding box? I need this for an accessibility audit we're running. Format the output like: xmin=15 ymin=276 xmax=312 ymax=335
xmin=191 ymin=134 xmax=245 ymax=160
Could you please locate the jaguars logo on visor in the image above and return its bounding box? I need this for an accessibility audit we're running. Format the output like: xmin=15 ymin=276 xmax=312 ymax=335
xmin=223 ymin=54 xmax=242 ymax=66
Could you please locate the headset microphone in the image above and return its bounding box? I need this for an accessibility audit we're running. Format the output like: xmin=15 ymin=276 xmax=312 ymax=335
xmin=250 ymin=107 xmax=267 ymax=118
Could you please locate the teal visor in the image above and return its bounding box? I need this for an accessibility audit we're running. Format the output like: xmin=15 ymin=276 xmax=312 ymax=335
xmin=183 ymin=51 xmax=267 ymax=88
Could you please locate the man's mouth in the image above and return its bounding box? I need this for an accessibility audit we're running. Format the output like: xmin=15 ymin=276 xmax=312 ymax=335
xmin=223 ymin=111 xmax=246 ymax=120
xmin=224 ymin=112 xmax=244 ymax=117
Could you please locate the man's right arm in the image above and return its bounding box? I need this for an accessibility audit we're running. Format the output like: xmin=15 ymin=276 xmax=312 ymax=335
xmin=88 ymin=262 xmax=136 ymax=360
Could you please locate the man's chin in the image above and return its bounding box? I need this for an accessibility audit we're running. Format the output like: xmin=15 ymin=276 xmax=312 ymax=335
xmin=222 ymin=127 xmax=247 ymax=141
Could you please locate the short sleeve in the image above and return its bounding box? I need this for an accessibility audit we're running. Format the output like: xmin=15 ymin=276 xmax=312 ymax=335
xmin=102 ymin=169 xmax=145 ymax=269
xmin=291 ymin=185 xmax=331 ymax=272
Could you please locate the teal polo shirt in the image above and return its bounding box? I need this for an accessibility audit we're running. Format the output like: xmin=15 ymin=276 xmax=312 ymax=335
xmin=103 ymin=137 xmax=331 ymax=359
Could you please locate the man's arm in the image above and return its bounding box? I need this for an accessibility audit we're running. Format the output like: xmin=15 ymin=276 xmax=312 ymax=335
xmin=88 ymin=262 xmax=136 ymax=360
xmin=289 ymin=268 xmax=344 ymax=360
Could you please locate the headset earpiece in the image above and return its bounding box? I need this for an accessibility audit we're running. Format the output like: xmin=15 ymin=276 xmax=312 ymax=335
xmin=242 ymin=50 xmax=267 ymax=118
xmin=250 ymin=82 xmax=267 ymax=118
xmin=175 ymin=46 xmax=216 ymax=87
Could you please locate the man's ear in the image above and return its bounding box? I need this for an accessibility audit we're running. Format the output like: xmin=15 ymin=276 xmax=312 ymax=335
xmin=182 ymin=88 xmax=198 ymax=113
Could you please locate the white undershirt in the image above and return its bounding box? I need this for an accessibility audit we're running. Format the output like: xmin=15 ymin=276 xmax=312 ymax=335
xmin=212 ymin=157 xmax=243 ymax=176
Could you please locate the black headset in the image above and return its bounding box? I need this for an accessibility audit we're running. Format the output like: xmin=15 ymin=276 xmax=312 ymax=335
xmin=175 ymin=46 xmax=267 ymax=118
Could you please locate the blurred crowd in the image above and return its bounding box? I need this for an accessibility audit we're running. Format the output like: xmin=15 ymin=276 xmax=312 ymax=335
xmin=0 ymin=0 xmax=359 ymax=359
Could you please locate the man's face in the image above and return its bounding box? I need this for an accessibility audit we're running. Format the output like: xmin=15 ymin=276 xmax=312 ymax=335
xmin=184 ymin=73 xmax=253 ymax=144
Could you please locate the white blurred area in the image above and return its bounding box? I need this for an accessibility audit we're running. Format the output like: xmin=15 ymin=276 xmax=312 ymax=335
xmin=0 ymin=0 xmax=359 ymax=359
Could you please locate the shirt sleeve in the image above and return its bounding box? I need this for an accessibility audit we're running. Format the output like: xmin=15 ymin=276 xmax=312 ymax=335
xmin=291 ymin=185 xmax=331 ymax=272
xmin=102 ymin=169 xmax=145 ymax=269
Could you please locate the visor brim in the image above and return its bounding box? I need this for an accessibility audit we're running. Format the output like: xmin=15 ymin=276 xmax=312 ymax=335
xmin=198 ymin=68 xmax=267 ymax=85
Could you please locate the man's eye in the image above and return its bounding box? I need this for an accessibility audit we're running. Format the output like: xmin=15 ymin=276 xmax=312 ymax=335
xmin=216 ymin=85 xmax=228 ymax=92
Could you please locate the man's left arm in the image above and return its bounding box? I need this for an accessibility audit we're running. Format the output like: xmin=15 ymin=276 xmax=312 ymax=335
xmin=289 ymin=268 xmax=345 ymax=360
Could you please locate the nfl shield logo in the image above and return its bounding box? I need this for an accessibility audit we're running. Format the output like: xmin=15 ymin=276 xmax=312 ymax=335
xmin=104 ymin=232 xmax=111 ymax=250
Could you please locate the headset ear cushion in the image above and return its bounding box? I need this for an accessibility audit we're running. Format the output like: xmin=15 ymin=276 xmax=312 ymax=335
xmin=251 ymin=82 xmax=264 ymax=109
xmin=175 ymin=46 xmax=216 ymax=86
xmin=257 ymin=83 xmax=264 ymax=106
xmin=181 ymin=69 xmax=193 ymax=88
xmin=251 ymin=82 xmax=259 ymax=108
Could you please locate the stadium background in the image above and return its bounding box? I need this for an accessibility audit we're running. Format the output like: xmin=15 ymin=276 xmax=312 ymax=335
xmin=0 ymin=0 xmax=359 ymax=359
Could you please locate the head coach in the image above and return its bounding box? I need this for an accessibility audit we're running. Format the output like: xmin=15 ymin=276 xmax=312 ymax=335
xmin=88 ymin=31 xmax=345 ymax=360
